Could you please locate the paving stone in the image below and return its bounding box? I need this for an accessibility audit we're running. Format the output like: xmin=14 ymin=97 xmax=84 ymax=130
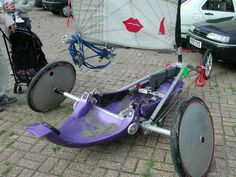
xmin=97 ymin=159 xmax=122 ymax=170
xmin=5 ymin=150 xmax=25 ymax=164
xmin=38 ymin=157 xmax=59 ymax=173
xmin=50 ymin=158 xmax=71 ymax=176
xmin=150 ymin=169 xmax=173 ymax=177
xmin=226 ymin=147 xmax=236 ymax=160
xmin=153 ymin=162 xmax=175 ymax=173
xmin=104 ymin=169 xmax=119 ymax=177
xmin=85 ymin=151 xmax=101 ymax=165
xmin=24 ymin=152 xmax=47 ymax=162
xmin=145 ymin=135 xmax=158 ymax=147
xmin=31 ymin=172 xmax=58 ymax=177
xmin=228 ymin=167 xmax=236 ymax=177
xmin=0 ymin=148 xmax=15 ymax=161
xmin=90 ymin=167 xmax=106 ymax=177
xmin=214 ymin=158 xmax=228 ymax=174
xmin=73 ymin=149 xmax=90 ymax=163
xmin=17 ymin=136 xmax=38 ymax=145
xmin=17 ymin=168 xmax=35 ymax=177
xmin=4 ymin=166 xmax=22 ymax=177
xmin=101 ymin=152 xmax=126 ymax=163
xmin=121 ymin=157 xmax=138 ymax=173
xmin=63 ymin=169 xmax=90 ymax=177
xmin=119 ymin=172 xmax=140 ymax=177
xmin=135 ymin=159 xmax=148 ymax=174
xmin=18 ymin=159 xmax=41 ymax=170
xmin=30 ymin=141 xmax=48 ymax=153
xmin=152 ymin=148 xmax=166 ymax=162
xmin=129 ymin=145 xmax=155 ymax=160
xmin=69 ymin=162 xmax=94 ymax=174
xmin=12 ymin=141 xmax=32 ymax=151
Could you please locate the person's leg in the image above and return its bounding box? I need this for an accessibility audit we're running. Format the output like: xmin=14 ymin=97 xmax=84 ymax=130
xmin=0 ymin=48 xmax=9 ymax=97
xmin=0 ymin=48 xmax=16 ymax=105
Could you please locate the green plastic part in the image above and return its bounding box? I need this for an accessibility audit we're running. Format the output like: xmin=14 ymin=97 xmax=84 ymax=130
xmin=183 ymin=67 xmax=189 ymax=78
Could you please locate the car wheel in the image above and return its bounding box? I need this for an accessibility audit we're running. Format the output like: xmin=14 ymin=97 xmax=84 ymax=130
xmin=203 ymin=49 xmax=213 ymax=79
xmin=60 ymin=5 xmax=72 ymax=17
xmin=51 ymin=10 xmax=60 ymax=14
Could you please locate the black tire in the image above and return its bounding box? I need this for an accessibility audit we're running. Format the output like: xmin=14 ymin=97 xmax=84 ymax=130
xmin=170 ymin=97 xmax=214 ymax=177
xmin=203 ymin=49 xmax=213 ymax=79
xmin=51 ymin=10 xmax=60 ymax=15
xmin=17 ymin=85 xmax=23 ymax=94
xmin=13 ymin=83 xmax=18 ymax=94
xmin=60 ymin=5 xmax=72 ymax=17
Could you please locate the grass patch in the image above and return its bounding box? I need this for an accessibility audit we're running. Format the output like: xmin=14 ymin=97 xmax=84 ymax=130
xmin=0 ymin=163 xmax=12 ymax=177
xmin=4 ymin=141 xmax=15 ymax=149
xmin=229 ymin=86 xmax=236 ymax=93
xmin=0 ymin=130 xmax=7 ymax=136
xmin=51 ymin=145 xmax=61 ymax=153
xmin=8 ymin=131 xmax=15 ymax=137
xmin=141 ymin=159 xmax=156 ymax=177
xmin=73 ymin=149 xmax=81 ymax=156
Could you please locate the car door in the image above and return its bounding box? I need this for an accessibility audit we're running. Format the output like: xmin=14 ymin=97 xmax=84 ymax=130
xmin=200 ymin=0 xmax=236 ymax=20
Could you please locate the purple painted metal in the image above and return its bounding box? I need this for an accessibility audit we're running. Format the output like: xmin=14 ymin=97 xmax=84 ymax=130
xmin=27 ymin=79 xmax=184 ymax=148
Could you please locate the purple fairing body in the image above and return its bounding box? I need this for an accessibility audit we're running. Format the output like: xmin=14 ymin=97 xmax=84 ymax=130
xmin=27 ymin=79 xmax=184 ymax=148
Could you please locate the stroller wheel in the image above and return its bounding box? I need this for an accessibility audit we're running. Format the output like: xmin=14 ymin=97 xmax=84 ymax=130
xmin=170 ymin=96 xmax=214 ymax=177
xmin=27 ymin=61 xmax=76 ymax=112
xmin=13 ymin=84 xmax=23 ymax=94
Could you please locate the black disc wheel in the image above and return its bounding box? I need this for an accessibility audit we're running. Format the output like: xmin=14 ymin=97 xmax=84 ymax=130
xmin=170 ymin=97 xmax=214 ymax=177
xmin=203 ymin=50 xmax=213 ymax=79
xmin=27 ymin=61 xmax=76 ymax=112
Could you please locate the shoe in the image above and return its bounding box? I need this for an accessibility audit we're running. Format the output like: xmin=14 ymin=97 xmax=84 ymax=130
xmin=0 ymin=95 xmax=17 ymax=105
xmin=15 ymin=17 xmax=24 ymax=23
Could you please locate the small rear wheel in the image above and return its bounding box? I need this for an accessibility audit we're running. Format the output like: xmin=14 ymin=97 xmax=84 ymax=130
xmin=170 ymin=96 xmax=214 ymax=177
xmin=13 ymin=83 xmax=23 ymax=94
xmin=203 ymin=49 xmax=213 ymax=79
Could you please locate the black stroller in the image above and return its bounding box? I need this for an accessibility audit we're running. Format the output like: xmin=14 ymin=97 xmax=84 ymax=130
xmin=0 ymin=18 xmax=47 ymax=93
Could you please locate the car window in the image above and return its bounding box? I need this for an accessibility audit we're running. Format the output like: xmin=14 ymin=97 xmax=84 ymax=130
xmin=202 ymin=0 xmax=235 ymax=12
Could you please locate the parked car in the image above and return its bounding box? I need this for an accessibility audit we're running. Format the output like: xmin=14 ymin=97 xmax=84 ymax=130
xmin=186 ymin=16 xmax=236 ymax=78
xmin=42 ymin=0 xmax=72 ymax=17
xmin=181 ymin=0 xmax=236 ymax=40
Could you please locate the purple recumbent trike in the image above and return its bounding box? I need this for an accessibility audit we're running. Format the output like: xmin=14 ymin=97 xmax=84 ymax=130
xmin=26 ymin=0 xmax=215 ymax=176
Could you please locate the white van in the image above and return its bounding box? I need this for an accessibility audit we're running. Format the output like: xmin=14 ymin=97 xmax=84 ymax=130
xmin=181 ymin=0 xmax=236 ymax=38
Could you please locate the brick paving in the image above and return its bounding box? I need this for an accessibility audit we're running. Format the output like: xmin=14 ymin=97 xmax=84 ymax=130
xmin=0 ymin=7 xmax=236 ymax=177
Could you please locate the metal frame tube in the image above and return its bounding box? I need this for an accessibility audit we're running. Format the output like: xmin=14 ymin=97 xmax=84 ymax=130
xmin=142 ymin=123 xmax=170 ymax=136
xmin=63 ymin=92 xmax=80 ymax=102
xmin=62 ymin=91 xmax=125 ymax=120
xmin=117 ymin=66 xmax=175 ymax=92
xmin=150 ymin=66 xmax=184 ymax=121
